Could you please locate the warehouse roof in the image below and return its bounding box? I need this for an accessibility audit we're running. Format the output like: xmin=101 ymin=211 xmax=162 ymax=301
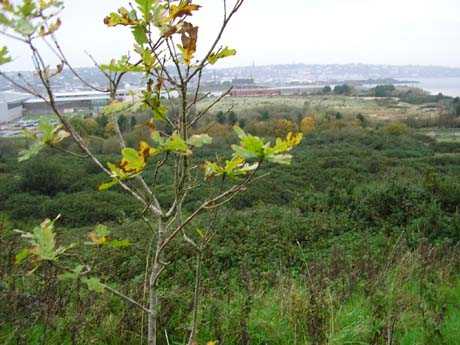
xmin=0 ymin=91 xmax=31 ymax=104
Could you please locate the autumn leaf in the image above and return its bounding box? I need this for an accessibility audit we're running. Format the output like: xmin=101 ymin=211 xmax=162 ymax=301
xmin=120 ymin=147 xmax=147 ymax=174
xmin=39 ymin=18 xmax=61 ymax=36
xmin=139 ymin=140 xmax=158 ymax=159
xmin=178 ymin=22 xmax=198 ymax=65
xmin=169 ymin=1 xmax=201 ymax=20
xmin=87 ymin=225 xmax=110 ymax=246
xmin=161 ymin=24 xmax=177 ymax=38
xmin=104 ymin=7 xmax=139 ymax=27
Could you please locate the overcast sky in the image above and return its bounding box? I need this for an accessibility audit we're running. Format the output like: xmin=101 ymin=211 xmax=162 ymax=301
xmin=2 ymin=0 xmax=460 ymax=71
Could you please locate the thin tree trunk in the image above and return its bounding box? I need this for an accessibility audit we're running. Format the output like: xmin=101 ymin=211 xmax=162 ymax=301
xmin=188 ymin=252 xmax=202 ymax=345
xmin=148 ymin=263 xmax=159 ymax=345
xmin=148 ymin=219 xmax=165 ymax=345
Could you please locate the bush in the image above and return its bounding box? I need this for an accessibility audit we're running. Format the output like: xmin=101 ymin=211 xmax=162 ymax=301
xmin=383 ymin=122 xmax=410 ymax=136
xmin=44 ymin=191 xmax=139 ymax=227
xmin=352 ymin=181 xmax=430 ymax=227
xmin=4 ymin=193 xmax=50 ymax=220
xmin=19 ymin=156 xmax=68 ymax=196
xmin=300 ymin=116 xmax=316 ymax=135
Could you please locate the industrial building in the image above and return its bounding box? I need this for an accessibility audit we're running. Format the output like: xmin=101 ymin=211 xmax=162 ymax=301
xmin=0 ymin=91 xmax=31 ymax=123
xmin=23 ymin=90 xmax=135 ymax=116
xmin=0 ymin=90 xmax=134 ymax=124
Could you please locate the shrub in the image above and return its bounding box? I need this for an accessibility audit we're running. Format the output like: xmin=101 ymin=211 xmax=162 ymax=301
xmin=44 ymin=191 xmax=138 ymax=227
xmin=300 ymin=116 xmax=316 ymax=135
xmin=4 ymin=193 xmax=50 ymax=220
xmin=352 ymin=181 xmax=430 ymax=227
xmin=19 ymin=156 xmax=68 ymax=196
xmin=273 ymin=119 xmax=296 ymax=137
xmin=383 ymin=122 xmax=410 ymax=136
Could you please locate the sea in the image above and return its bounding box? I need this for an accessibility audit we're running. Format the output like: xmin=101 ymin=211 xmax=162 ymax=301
xmin=397 ymin=77 xmax=460 ymax=97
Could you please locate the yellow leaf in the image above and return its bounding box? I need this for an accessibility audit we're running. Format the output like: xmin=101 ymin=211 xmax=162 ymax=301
xmin=169 ymin=1 xmax=201 ymax=20
xmin=88 ymin=231 xmax=108 ymax=246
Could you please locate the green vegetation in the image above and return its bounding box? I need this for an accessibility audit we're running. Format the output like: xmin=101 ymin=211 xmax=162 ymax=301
xmin=2 ymin=115 xmax=460 ymax=344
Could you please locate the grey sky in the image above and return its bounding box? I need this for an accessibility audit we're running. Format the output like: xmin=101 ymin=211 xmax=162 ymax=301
xmin=2 ymin=0 xmax=460 ymax=71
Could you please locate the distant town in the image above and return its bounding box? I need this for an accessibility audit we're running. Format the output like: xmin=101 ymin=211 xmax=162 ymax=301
xmin=2 ymin=63 xmax=460 ymax=137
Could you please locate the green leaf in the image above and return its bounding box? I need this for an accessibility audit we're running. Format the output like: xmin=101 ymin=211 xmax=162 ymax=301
xmin=151 ymin=2 xmax=169 ymax=28
xmin=231 ymin=128 xmax=266 ymax=159
xmin=58 ymin=265 xmax=84 ymax=281
xmin=152 ymin=104 xmax=167 ymax=121
xmin=188 ymin=134 xmax=212 ymax=148
xmin=163 ymin=132 xmax=191 ymax=155
xmin=231 ymin=127 xmax=303 ymax=165
xmin=84 ymin=277 xmax=105 ymax=293
xmin=205 ymin=156 xmax=258 ymax=180
xmin=95 ymin=224 xmax=110 ymax=238
xmin=132 ymin=24 xmax=148 ymax=45
xmin=135 ymin=0 xmax=154 ymax=20
xmin=19 ymin=0 xmax=36 ymax=17
xmin=18 ymin=141 xmax=45 ymax=162
xmin=32 ymin=220 xmax=58 ymax=260
xmin=0 ymin=46 xmax=11 ymax=65
xmin=208 ymin=47 xmax=237 ymax=65
xmin=18 ymin=120 xmax=69 ymax=162
xmin=15 ymin=248 xmax=29 ymax=265
xmin=14 ymin=18 xmax=35 ymax=35
xmin=0 ymin=13 xmax=10 ymax=26
xmin=16 ymin=216 xmax=69 ymax=263
xmin=100 ymin=55 xmax=144 ymax=73
xmin=98 ymin=179 xmax=118 ymax=191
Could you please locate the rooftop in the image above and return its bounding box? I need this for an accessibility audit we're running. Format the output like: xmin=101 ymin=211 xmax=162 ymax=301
xmin=0 ymin=91 xmax=31 ymax=104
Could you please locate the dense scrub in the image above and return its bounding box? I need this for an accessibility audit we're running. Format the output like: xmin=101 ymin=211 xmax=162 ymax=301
xmin=1 ymin=123 xmax=460 ymax=344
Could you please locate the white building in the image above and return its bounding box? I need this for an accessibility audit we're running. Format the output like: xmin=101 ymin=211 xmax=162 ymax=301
xmin=0 ymin=91 xmax=31 ymax=124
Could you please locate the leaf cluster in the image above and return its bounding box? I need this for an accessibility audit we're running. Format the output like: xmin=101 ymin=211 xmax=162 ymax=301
xmin=15 ymin=215 xmax=72 ymax=272
xmin=0 ymin=0 xmax=63 ymax=38
xmin=18 ymin=120 xmax=69 ymax=162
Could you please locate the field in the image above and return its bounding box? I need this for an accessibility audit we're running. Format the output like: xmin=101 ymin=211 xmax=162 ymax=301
xmin=420 ymin=128 xmax=460 ymax=142
xmin=198 ymin=95 xmax=440 ymax=121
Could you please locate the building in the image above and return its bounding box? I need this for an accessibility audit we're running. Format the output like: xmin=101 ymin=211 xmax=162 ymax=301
xmin=0 ymin=91 xmax=31 ymax=123
xmin=0 ymin=89 xmax=137 ymax=123
xmin=23 ymin=90 xmax=135 ymax=116
xmin=24 ymin=91 xmax=109 ymax=116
